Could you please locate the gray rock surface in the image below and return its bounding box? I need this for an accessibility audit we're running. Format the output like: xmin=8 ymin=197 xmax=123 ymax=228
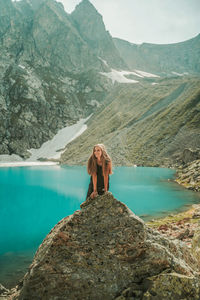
xmin=181 ymin=148 xmax=200 ymax=164
xmin=176 ymin=159 xmax=200 ymax=191
xmin=11 ymin=193 xmax=200 ymax=300
xmin=0 ymin=0 xmax=115 ymax=158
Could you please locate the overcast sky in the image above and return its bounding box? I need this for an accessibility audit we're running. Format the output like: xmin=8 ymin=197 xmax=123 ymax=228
xmin=57 ymin=0 xmax=200 ymax=44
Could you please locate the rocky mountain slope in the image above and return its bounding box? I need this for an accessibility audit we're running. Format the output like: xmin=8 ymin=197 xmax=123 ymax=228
xmin=114 ymin=34 xmax=200 ymax=75
xmin=1 ymin=0 xmax=199 ymax=164
xmin=0 ymin=0 xmax=124 ymax=158
xmin=176 ymin=158 xmax=200 ymax=192
xmin=70 ymin=0 xmax=126 ymax=70
xmin=4 ymin=193 xmax=200 ymax=299
xmin=61 ymin=75 xmax=200 ymax=167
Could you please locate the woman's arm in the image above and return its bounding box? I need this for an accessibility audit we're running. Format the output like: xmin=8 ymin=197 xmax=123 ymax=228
xmin=104 ymin=174 xmax=109 ymax=192
xmin=91 ymin=173 xmax=98 ymax=199
xmin=104 ymin=162 xmax=111 ymax=192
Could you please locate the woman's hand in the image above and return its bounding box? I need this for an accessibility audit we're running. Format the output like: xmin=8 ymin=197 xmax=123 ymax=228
xmin=90 ymin=191 xmax=98 ymax=199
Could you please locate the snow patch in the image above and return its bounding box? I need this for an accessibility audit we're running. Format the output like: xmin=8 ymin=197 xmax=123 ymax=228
xmin=19 ymin=64 xmax=26 ymax=69
xmin=27 ymin=116 xmax=91 ymax=161
xmin=135 ymin=70 xmax=159 ymax=78
xmin=0 ymin=154 xmax=58 ymax=167
xmin=120 ymin=71 xmax=143 ymax=78
xmin=89 ymin=100 xmax=100 ymax=107
xmin=0 ymin=116 xmax=91 ymax=167
xmin=100 ymin=68 xmax=159 ymax=84
xmin=171 ymin=71 xmax=189 ymax=76
xmin=100 ymin=69 xmax=139 ymax=84
xmin=98 ymin=57 xmax=109 ymax=67
xmin=0 ymin=161 xmax=57 ymax=168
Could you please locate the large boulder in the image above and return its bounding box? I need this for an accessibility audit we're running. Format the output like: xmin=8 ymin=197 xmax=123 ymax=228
xmin=182 ymin=148 xmax=200 ymax=164
xmin=175 ymin=159 xmax=200 ymax=192
xmin=0 ymin=283 xmax=9 ymax=295
xmin=192 ymin=225 xmax=200 ymax=266
xmin=12 ymin=193 xmax=200 ymax=300
xmin=142 ymin=273 xmax=200 ymax=300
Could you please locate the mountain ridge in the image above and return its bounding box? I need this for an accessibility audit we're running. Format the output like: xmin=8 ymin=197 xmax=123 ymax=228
xmin=70 ymin=0 xmax=127 ymax=70
xmin=60 ymin=75 xmax=200 ymax=167
xmin=0 ymin=0 xmax=117 ymax=157
xmin=0 ymin=0 xmax=199 ymax=162
xmin=114 ymin=33 xmax=200 ymax=74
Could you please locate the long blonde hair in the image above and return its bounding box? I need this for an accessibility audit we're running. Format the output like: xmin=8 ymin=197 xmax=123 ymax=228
xmin=87 ymin=144 xmax=112 ymax=176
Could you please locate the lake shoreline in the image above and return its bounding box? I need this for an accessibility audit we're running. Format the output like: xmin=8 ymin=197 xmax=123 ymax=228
xmin=0 ymin=204 xmax=200 ymax=290
xmin=1 ymin=197 xmax=200 ymax=296
xmin=1 ymin=151 xmax=199 ymax=194
xmin=147 ymin=202 xmax=200 ymax=248
xmin=1 ymin=200 xmax=200 ymax=290
xmin=0 ymin=161 xmax=199 ymax=291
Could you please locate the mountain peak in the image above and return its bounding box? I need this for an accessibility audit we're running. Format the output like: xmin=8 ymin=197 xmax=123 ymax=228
xmin=70 ymin=0 xmax=127 ymax=69
xmin=74 ymin=0 xmax=97 ymax=12
xmin=72 ymin=0 xmax=102 ymax=23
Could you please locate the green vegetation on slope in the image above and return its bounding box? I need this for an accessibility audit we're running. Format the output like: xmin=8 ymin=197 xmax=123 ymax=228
xmin=61 ymin=76 xmax=200 ymax=166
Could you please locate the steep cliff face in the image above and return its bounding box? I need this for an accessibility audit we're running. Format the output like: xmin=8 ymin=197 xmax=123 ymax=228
xmin=71 ymin=0 xmax=127 ymax=70
xmin=27 ymin=0 xmax=100 ymax=72
xmin=114 ymin=34 xmax=200 ymax=74
xmin=0 ymin=0 xmax=114 ymax=158
xmin=12 ymin=0 xmax=104 ymax=72
xmin=176 ymin=159 xmax=200 ymax=192
xmin=10 ymin=193 xmax=200 ymax=299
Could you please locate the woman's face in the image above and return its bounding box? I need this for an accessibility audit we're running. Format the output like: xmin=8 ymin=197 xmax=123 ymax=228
xmin=94 ymin=146 xmax=102 ymax=160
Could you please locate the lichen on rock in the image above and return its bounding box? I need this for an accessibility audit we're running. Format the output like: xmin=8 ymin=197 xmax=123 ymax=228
xmin=176 ymin=159 xmax=200 ymax=192
xmin=192 ymin=225 xmax=200 ymax=266
xmin=10 ymin=193 xmax=200 ymax=300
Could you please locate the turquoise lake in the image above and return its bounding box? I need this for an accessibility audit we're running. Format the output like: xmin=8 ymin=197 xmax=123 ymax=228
xmin=0 ymin=165 xmax=200 ymax=287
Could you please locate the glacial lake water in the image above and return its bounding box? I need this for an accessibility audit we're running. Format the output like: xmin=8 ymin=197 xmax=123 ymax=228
xmin=0 ymin=165 xmax=200 ymax=288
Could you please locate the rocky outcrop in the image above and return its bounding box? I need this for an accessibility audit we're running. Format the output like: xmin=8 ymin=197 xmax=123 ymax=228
xmin=10 ymin=193 xmax=200 ymax=300
xmin=175 ymin=159 xmax=200 ymax=192
xmin=0 ymin=0 xmax=115 ymax=158
xmin=146 ymin=204 xmax=200 ymax=299
xmin=142 ymin=273 xmax=200 ymax=300
xmin=192 ymin=227 xmax=200 ymax=265
xmin=0 ymin=283 xmax=10 ymax=299
xmin=181 ymin=148 xmax=200 ymax=164
xmin=147 ymin=204 xmax=200 ymax=247
xmin=71 ymin=0 xmax=126 ymax=70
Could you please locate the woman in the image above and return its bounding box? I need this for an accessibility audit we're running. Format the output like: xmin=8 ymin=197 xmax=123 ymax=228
xmin=86 ymin=144 xmax=112 ymax=199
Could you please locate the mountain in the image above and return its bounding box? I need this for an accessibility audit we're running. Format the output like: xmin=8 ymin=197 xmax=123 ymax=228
xmin=114 ymin=34 xmax=200 ymax=75
xmin=61 ymin=75 xmax=200 ymax=167
xmin=70 ymin=0 xmax=127 ymax=69
xmin=0 ymin=0 xmax=124 ymax=158
xmin=0 ymin=0 xmax=199 ymax=163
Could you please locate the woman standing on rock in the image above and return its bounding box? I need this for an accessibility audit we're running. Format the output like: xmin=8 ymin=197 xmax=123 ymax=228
xmin=86 ymin=144 xmax=112 ymax=199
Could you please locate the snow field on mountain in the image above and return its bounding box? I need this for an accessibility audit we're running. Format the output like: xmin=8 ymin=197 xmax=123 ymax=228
xmin=100 ymin=68 xmax=159 ymax=84
xmin=0 ymin=116 xmax=90 ymax=166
